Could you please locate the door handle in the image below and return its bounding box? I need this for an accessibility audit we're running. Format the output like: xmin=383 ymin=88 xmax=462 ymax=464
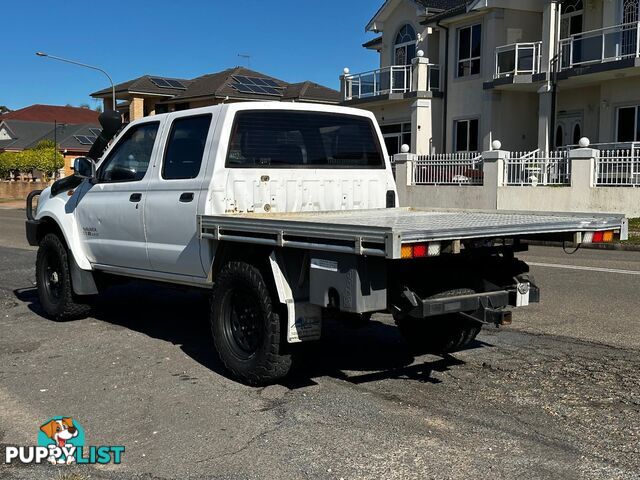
xmin=179 ymin=192 xmax=194 ymax=203
xmin=129 ymin=193 xmax=142 ymax=202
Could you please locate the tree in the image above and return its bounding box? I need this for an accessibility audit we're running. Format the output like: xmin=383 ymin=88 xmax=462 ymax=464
xmin=29 ymin=140 xmax=64 ymax=181
xmin=0 ymin=105 xmax=11 ymax=114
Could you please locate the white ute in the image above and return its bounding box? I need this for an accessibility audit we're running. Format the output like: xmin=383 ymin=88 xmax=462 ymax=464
xmin=25 ymin=102 xmax=628 ymax=385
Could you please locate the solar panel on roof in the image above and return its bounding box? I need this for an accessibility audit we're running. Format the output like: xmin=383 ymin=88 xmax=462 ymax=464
xmin=261 ymin=87 xmax=281 ymax=95
xmin=232 ymin=75 xmax=250 ymax=84
xmin=232 ymin=84 xmax=253 ymax=94
xmin=74 ymin=135 xmax=94 ymax=145
xmin=247 ymin=85 xmax=266 ymax=94
xmin=149 ymin=77 xmax=186 ymax=89
xmin=89 ymin=128 xmax=101 ymax=137
xmin=149 ymin=77 xmax=172 ymax=88
xmin=166 ymin=79 xmax=186 ymax=89
xmin=230 ymin=75 xmax=283 ymax=96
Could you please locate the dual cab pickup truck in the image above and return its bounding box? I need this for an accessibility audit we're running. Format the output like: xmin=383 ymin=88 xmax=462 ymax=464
xmin=26 ymin=102 xmax=627 ymax=385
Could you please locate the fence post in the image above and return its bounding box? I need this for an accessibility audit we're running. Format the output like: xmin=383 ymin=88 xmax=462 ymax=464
xmin=481 ymin=141 xmax=508 ymax=209
xmin=569 ymin=137 xmax=598 ymax=189
xmin=393 ymin=152 xmax=417 ymax=207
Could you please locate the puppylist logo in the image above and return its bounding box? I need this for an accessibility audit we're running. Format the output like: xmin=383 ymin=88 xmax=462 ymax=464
xmin=4 ymin=417 xmax=124 ymax=465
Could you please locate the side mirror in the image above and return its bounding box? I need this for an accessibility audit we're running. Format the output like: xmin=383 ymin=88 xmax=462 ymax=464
xmin=73 ymin=157 xmax=96 ymax=180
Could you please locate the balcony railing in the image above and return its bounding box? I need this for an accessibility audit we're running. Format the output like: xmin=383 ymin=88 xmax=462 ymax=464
xmin=494 ymin=42 xmax=542 ymax=79
xmin=343 ymin=64 xmax=440 ymax=101
xmin=559 ymin=21 xmax=640 ymax=70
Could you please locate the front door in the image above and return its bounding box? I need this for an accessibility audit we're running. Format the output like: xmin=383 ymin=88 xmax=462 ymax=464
xmin=555 ymin=112 xmax=583 ymax=147
xmin=75 ymin=121 xmax=161 ymax=270
xmin=144 ymin=113 xmax=214 ymax=277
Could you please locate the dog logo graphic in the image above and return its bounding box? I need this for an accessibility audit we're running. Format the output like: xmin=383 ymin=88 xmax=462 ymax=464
xmin=38 ymin=417 xmax=84 ymax=464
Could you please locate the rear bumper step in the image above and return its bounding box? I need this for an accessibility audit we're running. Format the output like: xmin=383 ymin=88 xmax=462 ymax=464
xmin=406 ymin=284 xmax=539 ymax=325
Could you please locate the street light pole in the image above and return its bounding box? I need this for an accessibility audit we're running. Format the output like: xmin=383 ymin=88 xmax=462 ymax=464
xmin=35 ymin=52 xmax=116 ymax=111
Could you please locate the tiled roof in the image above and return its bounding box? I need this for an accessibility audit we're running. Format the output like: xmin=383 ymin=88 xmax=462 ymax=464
xmin=421 ymin=1 xmax=469 ymax=24
xmin=281 ymin=81 xmax=341 ymax=104
xmin=362 ymin=36 xmax=383 ymax=49
xmin=165 ymin=67 xmax=287 ymax=102
xmin=415 ymin=0 xmax=466 ymax=11
xmin=0 ymin=105 xmax=100 ymax=125
xmin=91 ymin=75 xmax=192 ymax=97
xmin=91 ymin=67 xmax=340 ymax=105
xmin=0 ymin=120 xmax=100 ymax=153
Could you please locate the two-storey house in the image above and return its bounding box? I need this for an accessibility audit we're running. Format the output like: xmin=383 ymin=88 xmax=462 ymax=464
xmin=342 ymin=0 xmax=640 ymax=155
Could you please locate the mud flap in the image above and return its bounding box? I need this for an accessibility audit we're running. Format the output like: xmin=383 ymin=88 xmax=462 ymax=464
xmin=268 ymin=252 xmax=321 ymax=343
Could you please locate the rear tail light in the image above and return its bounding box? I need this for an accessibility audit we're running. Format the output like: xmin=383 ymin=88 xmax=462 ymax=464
xmin=400 ymin=242 xmax=441 ymax=259
xmin=583 ymin=230 xmax=615 ymax=244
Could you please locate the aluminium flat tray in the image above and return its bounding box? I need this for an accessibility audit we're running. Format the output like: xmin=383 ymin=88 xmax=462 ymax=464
xmin=199 ymin=207 xmax=627 ymax=259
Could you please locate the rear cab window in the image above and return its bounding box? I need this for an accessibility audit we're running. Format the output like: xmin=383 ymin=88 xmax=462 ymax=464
xmin=226 ymin=110 xmax=385 ymax=169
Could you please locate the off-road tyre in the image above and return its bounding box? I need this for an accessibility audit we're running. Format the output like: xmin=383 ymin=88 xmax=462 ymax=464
xmin=211 ymin=261 xmax=292 ymax=386
xmin=395 ymin=288 xmax=481 ymax=354
xmin=36 ymin=233 xmax=91 ymax=321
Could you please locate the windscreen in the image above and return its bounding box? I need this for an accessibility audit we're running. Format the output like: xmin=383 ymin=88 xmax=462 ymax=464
xmin=226 ymin=110 xmax=385 ymax=169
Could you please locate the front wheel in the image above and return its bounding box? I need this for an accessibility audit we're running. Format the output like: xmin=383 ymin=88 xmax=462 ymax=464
xmin=36 ymin=233 xmax=91 ymax=321
xmin=210 ymin=261 xmax=292 ymax=386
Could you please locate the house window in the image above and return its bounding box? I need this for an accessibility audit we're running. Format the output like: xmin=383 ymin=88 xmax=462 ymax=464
xmin=616 ymin=105 xmax=640 ymax=142
xmin=394 ymin=24 xmax=416 ymax=66
xmin=560 ymin=0 xmax=584 ymax=38
xmin=457 ymin=24 xmax=482 ymax=77
xmin=381 ymin=123 xmax=411 ymax=155
xmin=622 ymin=0 xmax=639 ymax=55
xmin=454 ymin=119 xmax=479 ymax=152
xmin=572 ymin=123 xmax=582 ymax=145
xmin=555 ymin=125 xmax=564 ymax=147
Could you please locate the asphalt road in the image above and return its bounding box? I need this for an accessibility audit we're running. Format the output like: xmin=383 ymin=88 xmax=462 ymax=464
xmin=0 ymin=208 xmax=638 ymax=480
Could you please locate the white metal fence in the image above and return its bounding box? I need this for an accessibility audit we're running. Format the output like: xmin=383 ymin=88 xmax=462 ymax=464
xmin=505 ymin=150 xmax=571 ymax=186
xmin=596 ymin=148 xmax=640 ymax=186
xmin=412 ymin=153 xmax=483 ymax=185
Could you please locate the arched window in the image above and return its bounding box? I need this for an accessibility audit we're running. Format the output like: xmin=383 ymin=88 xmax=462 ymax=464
xmin=561 ymin=0 xmax=584 ymax=14
xmin=560 ymin=0 xmax=584 ymax=38
xmin=623 ymin=0 xmax=640 ymax=21
xmin=555 ymin=125 xmax=564 ymax=147
xmin=572 ymin=123 xmax=582 ymax=145
xmin=394 ymin=24 xmax=416 ymax=66
xmin=622 ymin=0 xmax=639 ymax=55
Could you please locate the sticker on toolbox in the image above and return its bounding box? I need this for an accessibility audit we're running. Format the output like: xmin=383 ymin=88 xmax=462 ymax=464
xmin=310 ymin=258 xmax=338 ymax=272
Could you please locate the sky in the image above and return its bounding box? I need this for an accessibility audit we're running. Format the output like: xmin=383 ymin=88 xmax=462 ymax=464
xmin=0 ymin=0 xmax=383 ymax=111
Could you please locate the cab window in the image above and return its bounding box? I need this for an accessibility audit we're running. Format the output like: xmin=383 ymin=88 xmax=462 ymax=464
xmin=226 ymin=111 xmax=384 ymax=169
xmin=98 ymin=122 xmax=159 ymax=182
xmin=162 ymin=114 xmax=211 ymax=180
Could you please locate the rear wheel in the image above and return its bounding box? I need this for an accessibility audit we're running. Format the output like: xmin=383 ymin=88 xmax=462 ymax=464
xmin=210 ymin=261 xmax=292 ymax=386
xmin=36 ymin=233 xmax=91 ymax=321
xmin=395 ymin=288 xmax=481 ymax=354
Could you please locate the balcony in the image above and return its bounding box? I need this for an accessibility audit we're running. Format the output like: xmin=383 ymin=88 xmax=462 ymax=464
xmin=494 ymin=42 xmax=542 ymax=79
xmin=559 ymin=22 xmax=640 ymax=70
xmin=342 ymin=64 xmax=440 ymax=102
